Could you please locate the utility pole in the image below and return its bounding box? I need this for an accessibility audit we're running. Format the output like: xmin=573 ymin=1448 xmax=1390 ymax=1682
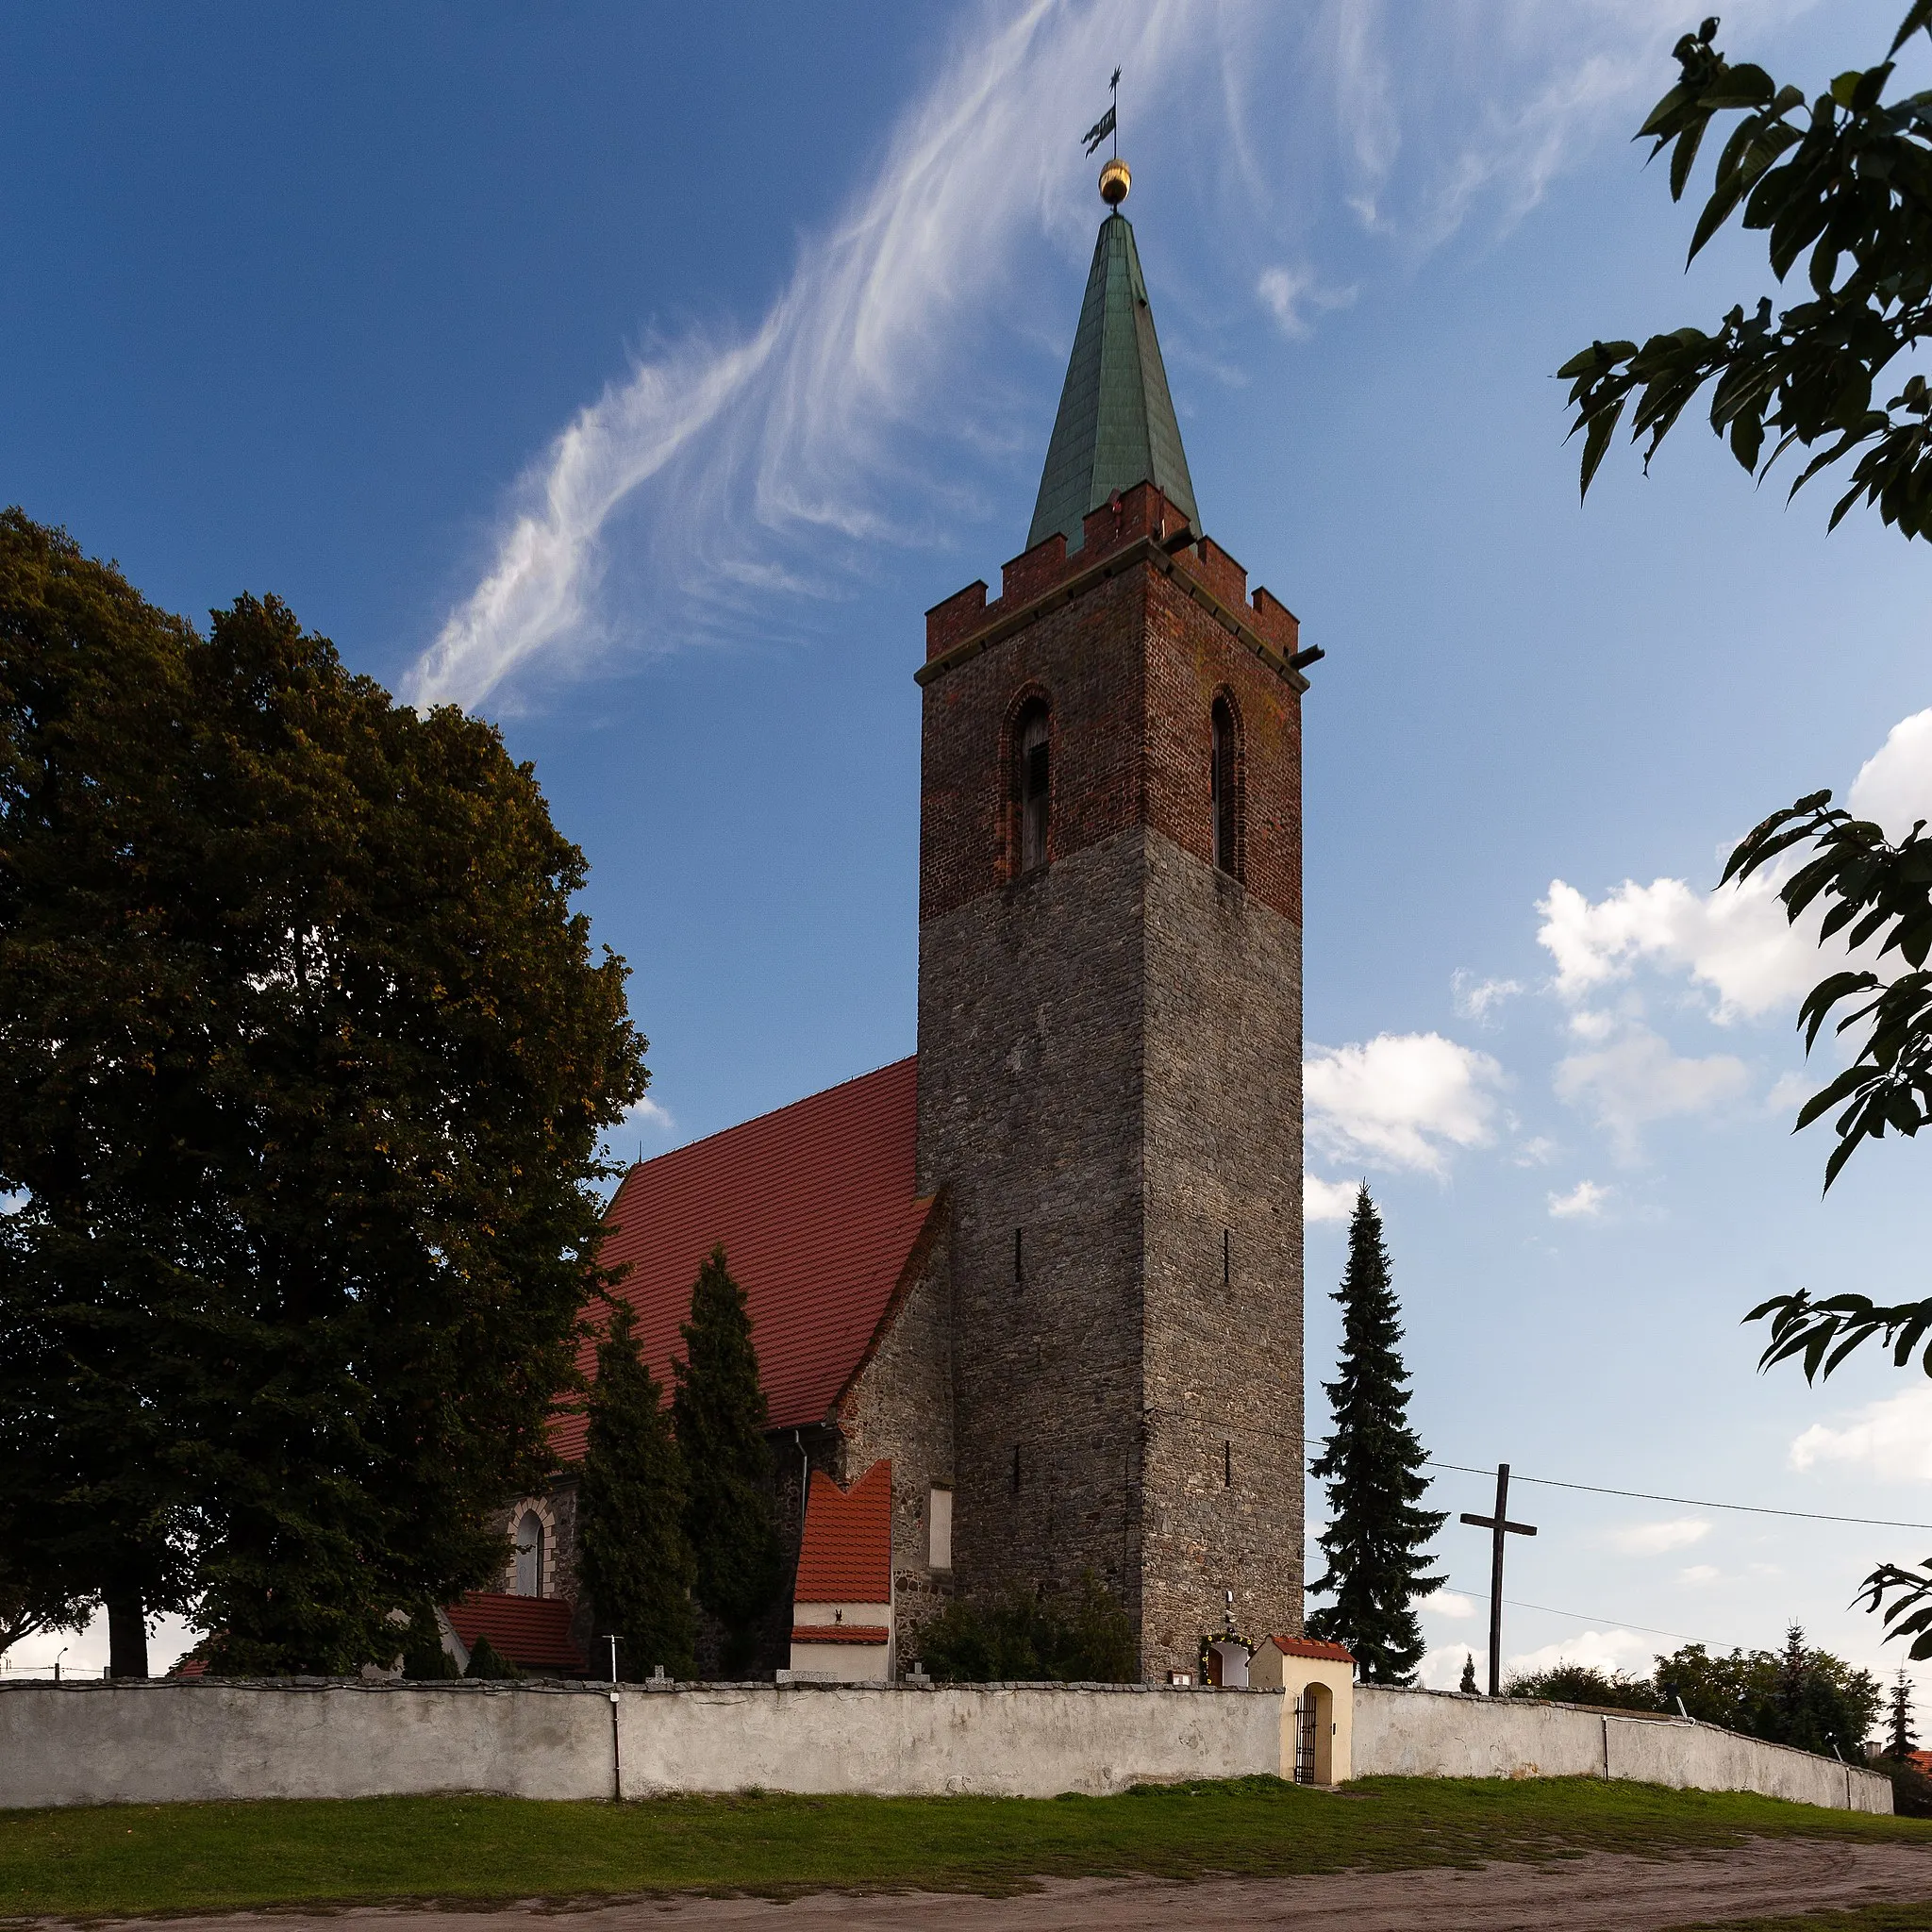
xmin=1459 ymin=1462 xmax=1538 ymax=1696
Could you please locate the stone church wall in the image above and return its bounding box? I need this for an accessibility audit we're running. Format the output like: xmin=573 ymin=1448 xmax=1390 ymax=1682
xmin=915 ymin=526 xmax=1307 ymax=1680
xmin=835 ymin=1216 xmax=957 ymax=1650
xmin=1140 ymin=830 xmax=1304 ymax=1665
xmin=917 ymin=824 xmax=1152 ymax=1620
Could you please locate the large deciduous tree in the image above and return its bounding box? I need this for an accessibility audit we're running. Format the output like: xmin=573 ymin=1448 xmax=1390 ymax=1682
xmin=0 ymin=511 xmax=648 ymax=1674
xmin=1559 ymin=8 xmax=1932 ymax=1649
xmin=1306 ymin=1186 xmax=1445 ymax=1685
xmin=671 ymin=1245 xmax=781 ymax=1674
xmin=1561 ymin=5 xmax=1932 ymax=1220
xmin=576 ymin=1295 xmax=697 ymax=1680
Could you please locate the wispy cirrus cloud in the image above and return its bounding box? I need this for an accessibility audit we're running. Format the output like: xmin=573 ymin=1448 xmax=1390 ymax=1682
xmin=409 ymin=0 xmax=1785 ymax=713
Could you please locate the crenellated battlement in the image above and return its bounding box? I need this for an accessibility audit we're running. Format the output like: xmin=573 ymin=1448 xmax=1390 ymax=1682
xmin=922 ymin=480 xmax=1300 ymax=678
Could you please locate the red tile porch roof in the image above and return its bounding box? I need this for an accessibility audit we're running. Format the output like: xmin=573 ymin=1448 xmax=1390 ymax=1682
xmin=552 ymin=1058 xmax=936 ymax=1459
xmin=795 ymin=1459 xmax=893 ymax=1605
xmin=791 ymin=1624 xmax=891 ymax=1645
xmin=1263 ymin=1634 xmax=1356 ymax=1665
xmin=446 ymin=1592 xmax=587 ymax=1674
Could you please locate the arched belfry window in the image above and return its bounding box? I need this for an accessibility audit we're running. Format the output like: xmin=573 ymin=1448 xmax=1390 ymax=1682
xmin=1012 ymin=697 xmax=1052 ymax=875
xmin=1210 ymin=694 xmax=1242 ymax=879
xmin=514 ymin=1510 xmax=544 ymax=1597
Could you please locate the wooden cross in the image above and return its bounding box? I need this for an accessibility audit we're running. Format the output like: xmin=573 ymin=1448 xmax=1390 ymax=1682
xmin=1459 ymin=1461 xmax=1537 ymax=1696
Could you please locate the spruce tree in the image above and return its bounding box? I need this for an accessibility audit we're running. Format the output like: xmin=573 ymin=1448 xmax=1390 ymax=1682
xmin=1459 ymin=1652 xmax=1478 ymax=1695
xmin=1889 ymin=1668 xmax=1919 ymax=1758
xmin=577 ymin=1296 xmax=696 ymax=1680
xmin=671 ymin=1245 xmax=781 ymax=1673
xmin=1306 ymin=1184 xmax=1446 ymax=1684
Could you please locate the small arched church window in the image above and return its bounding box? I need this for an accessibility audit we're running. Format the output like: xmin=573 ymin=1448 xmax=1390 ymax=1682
xmin=1210 ymin=695 xmax=1241 ymax=878
xmin=1014 ymin=699 xmax=1052 ymax=874
xmin=514 ymin=1510 xmax=544 ymax=1597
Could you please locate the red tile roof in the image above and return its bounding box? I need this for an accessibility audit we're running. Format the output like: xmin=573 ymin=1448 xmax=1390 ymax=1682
xmin=1264 ymin=1634 xmax=1356 ymax=1665
xmin=791 ymin=1624 xmax=891 ymax=1644
xmin=446 ymin=1592 xmax=587 ymax=1674
xmin=795 ymin=1459 xmax=893 ymax=1605
xmin=552 ymin=1059 xmax=936 ymax=1459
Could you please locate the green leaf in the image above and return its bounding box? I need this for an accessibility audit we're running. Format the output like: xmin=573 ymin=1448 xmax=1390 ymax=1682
xmin=1892 ymin=0 xmax=1932 ymax=56
xmin=1706 ymin=74 xmax=1779 ymax=116
xmin=1578 ymin=399 xmax=1626 ymax=498
xmin=1671 ymin=112 xmax=1712 ymax=201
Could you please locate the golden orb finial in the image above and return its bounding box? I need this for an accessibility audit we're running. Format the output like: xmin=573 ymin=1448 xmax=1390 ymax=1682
xmin=1099 ymin=156 xmax=1130 ymax=208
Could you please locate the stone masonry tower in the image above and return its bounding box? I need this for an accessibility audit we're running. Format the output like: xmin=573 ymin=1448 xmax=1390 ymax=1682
xmin=915 ymin=165 xmax=1310 ymax=1680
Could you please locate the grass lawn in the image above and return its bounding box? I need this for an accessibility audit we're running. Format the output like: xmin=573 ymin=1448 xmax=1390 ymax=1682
xmin=4 ymin=1776 xmax=1932 ymax=1922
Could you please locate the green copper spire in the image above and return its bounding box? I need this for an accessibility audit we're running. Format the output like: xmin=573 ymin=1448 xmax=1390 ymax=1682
xmin=1027 ymin=208 xmax=1198 ymax=553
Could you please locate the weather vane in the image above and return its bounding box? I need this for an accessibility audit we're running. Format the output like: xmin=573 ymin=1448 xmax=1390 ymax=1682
xmin=1084 ymin=68 xmax=1129 ymax=208
xmin=1083 ymin=67 xmax=1121 ymax=158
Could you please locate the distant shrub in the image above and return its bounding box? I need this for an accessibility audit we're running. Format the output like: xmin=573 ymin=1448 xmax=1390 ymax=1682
xmin=916 ymin=1572 xmax=1136 ymax=1683
xmin=1504 ymin=1663 xmax=1664 ymax=1712
xmin=1507 ymin=1626 xmax=1882 ymax=1757
xmin=1874 ymin=1754 xmax=1932 ymax=1819
xmin=400 ymin=1609 xmax=459 ymax=1680
xmin=463 ymin=1633 xmax=524 ymax=1679
xmin=1657 ymin=1628 xmax=1880 ymax=1757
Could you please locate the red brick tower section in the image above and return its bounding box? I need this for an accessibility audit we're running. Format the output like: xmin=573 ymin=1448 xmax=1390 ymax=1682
xmin=914 ymin=479 xmax=1307 ymax=1680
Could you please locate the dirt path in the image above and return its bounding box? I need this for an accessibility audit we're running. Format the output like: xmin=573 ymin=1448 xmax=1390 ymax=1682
xmin=78 ymin=1840 xmax=1932 ymax=1932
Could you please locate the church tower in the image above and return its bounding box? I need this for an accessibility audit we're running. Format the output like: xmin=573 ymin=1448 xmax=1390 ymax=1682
xmin=915 ymin=161 xmax=1310 ymax=1678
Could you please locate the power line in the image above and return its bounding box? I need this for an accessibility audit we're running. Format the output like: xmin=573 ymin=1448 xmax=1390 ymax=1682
xmin=1425 ymin=1458 xmax=1932 ymax=1534
xmin=1438 ymin=1583 xmax=1720 ymax=1649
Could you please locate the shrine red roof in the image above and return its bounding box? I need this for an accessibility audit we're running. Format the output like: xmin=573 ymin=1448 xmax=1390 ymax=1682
xmin=551 ymin=1059 xmax=934 ymax=1459
xmin=445 ymin=1592 xmax=587 ymax=1675
xmin=1263 ymin=1634 xmax=1356 ymax=1665
xmin=795 ymin=1460 xmax=893 ymax=1605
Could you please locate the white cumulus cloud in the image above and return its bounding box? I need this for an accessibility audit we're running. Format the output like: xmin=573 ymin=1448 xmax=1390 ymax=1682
xmin=1305 ymin=1174 xmax=1360 ymax=1224
xmin=1422 ymin=1590 xmax=1478 ymax=1621
xmin=1506 ymin=1628 xmax=1657 ymax=1681
xmin=1606 ymin=1518 xmax=1709 ymax=1556
xmin=1538 ymin=875 xmax=1819 ymax=1023
xmin=1790 ymin=1386 xmax=1932 ymax=1483
xmin=1553 ymin=1024 xmax=1750 ymax=1160
xmin=1453 ymin=971 xmax=1525 ymax=1023
xmin=1848 ymin=708 xmax=1932 ymax=841
xmin=1548 ymin=1178 xmax=1609 ymax=1220
xmin=1306 ymin=1031 xmax=1506 ymax=1174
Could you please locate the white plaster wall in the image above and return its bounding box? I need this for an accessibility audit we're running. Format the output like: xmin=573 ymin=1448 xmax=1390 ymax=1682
xmin=1353 ymin=1685 xmax=1891 ymax=1814
xmin=616 ymin=1683 xmax=1284 ymax=1797
xmin=785 ymin=1643 xmax=891 ymax=1682
xmin=0 ymin=1679 xmax=1890 ymax=1813
xmin=1 ymin=1680 xmax=615 ymax=1810
xmin=0 ymin=1680 xmax=1283 ymax=1809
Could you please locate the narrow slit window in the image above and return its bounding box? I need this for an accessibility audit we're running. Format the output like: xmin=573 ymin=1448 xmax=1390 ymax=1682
xmin=1014 ymin=700 xmax=1052 ymax=874
xmin=1210 ymin=696 xmax=1240 ymax=878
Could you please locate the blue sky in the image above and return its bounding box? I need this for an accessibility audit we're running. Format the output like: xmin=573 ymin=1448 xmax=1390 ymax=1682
xmin=8 ymin=0 xmax=1932 ymax=1702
